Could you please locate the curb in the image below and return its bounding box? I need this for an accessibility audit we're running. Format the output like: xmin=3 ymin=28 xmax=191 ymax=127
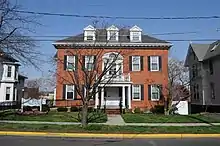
xmin=0 ymin=131 xmax=220 ymax=138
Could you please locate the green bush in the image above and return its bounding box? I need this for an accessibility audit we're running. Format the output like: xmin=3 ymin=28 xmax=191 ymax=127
xmin=70 ymin=106 xmax=78 ymax=112
xmin=134 ymin=107 xmax=142 ymax=113
xmin=57 ymin=107 xmax=68 ymax=112
xmin=88 ymin=107 xmax=94 ymax=112
xmin=150 ymin=105 xmax=164 ymax=114
xmin=42 ymin=105 xmax=50 ymax=112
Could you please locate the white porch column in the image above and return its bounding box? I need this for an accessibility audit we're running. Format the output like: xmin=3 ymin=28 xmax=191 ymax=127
xmin=101 ymin=87 xmax=104 ymax=107
xmin=122 ymin=86 xmax=125 ymax=108
xmin=95 ymin=88 xmax=99 ymax=108
xmin=128 ymin=85 xmax=131 ymax=109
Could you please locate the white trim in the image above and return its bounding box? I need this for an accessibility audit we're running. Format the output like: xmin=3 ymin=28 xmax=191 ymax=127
xmin=151 ymin=85 xmax=160 ymax=101
xmin=65 ymin=85 xmax=75 ymax=100
xmin=132 ymin=85 xmax=141 ymax=101
xmin=150 ymin=56 xmax=159 ymax=71
xmin=53 ymin=42 xmax=172 ymax=47
xmin=130 ymin=25 xmax=142 ymax=31
xmin=132 ymin=56 xmax=141 ymax=71
xmin=83 ymin=25 xmax=95 ymax=31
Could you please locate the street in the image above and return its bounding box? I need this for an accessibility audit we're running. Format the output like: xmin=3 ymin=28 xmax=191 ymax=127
xmin=0 ymin=136 xmax=220 ymax=146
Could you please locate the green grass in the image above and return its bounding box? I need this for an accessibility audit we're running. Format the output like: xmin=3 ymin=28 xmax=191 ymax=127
xmin=0 ymin=123 xmax=220 ymax=134
xmin=0 ymin=112 xmax=107 ymax=123
xmin=122 ymin=113 xmax=220 ymax=123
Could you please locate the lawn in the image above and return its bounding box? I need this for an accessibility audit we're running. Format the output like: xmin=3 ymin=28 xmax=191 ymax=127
xmin=0 ymin=123 xmax=220 ymax=134
xmin=0 ymin=111 xmax=107 ymax=123
xmin=122 ymin=113 xmax=220 ymax=123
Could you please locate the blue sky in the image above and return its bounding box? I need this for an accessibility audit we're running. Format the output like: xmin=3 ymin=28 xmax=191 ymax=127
xmin=14 ymin=0 xmax=220 ymax=79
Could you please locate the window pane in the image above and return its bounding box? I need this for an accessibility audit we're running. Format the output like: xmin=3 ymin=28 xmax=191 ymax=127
xmin=67 ymin=85 xmax=74 ymax=92
xmin=152 ymin=93 xmax=159 ymax=99
xmin=150 ymin=56 xmax=159 ymax=71
xmin=6 ymin=87 xmax=10 ymax=94
xmin=133 ymin=85 xmax=140 ymax=99
xmin=67 ymin=92 xmax=73 ymax=99
xmin=109 ymin=31 xmax=116 ymax=40
xmin=133 ymin=56 xmax=140 ymax=64
xmin=151 ymin=63 xmax=158 ymax=71
xmin=133 ymin=64 xmax=140 ymax=71
xmin=151 ymin=85 xmax=159 ymax=100
xmin=7 ymin=66 xmax=12 ymax=77
xmin=151 ymin=56 xmax=158 ymax=63
xmin=67 ymin=56 xmax=75 ymax=70
xmin=68 ymin=56 xmax=75 ymax=63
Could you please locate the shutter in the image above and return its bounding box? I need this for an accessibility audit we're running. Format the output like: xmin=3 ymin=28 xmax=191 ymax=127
xmin=74 ymin=85 xmax=77 ymax=100
xmin=64 ymin=55 xmax=67 ymax=70
xmin=148 ymin=56 xmax=151 ymax=71
xmin=93 ymin=56 xmax=97 ymax=70
xmin=63 ymin=84 xmax=66 ymax=100
xmin=141 ymin=84 xmax=144 ymax=100
xmin=159 ymin=56 xmax=162 ymax=71
xmin=82 ymin=56 xmax=85 ymax=70
xmin=148 ymin=85 xmax=151 ymax=100
xmin=159 ymin=84 xmax=163 ymax=100
xmin=129 ymin=56 xmax=132 ymax=71
xmin=140 ymin=56 xmax=144 ymax=71
xmin=75 ymin=55 xmax=78 ymax=71
xmin=131 ymin=85 xmax=133 ymax=101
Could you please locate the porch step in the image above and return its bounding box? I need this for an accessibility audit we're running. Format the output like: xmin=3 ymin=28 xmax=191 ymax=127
xmin=106 ymin=109 xmax=121 ymax=114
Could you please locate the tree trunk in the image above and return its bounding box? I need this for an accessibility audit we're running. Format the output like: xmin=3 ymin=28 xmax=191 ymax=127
xmin=81 ymin=104 xmax=88 ymax=128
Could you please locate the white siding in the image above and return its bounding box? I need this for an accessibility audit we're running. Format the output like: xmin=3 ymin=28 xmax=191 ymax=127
xmin=0 ymin=83 xmax=14 ymax=102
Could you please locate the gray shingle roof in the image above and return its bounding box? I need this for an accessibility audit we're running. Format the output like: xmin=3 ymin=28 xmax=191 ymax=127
xmin=56 ymin=29 xmax=169 ymax=44
xmin=190 ymin=44 xmax=210 ymax=61
xmin=203 ymin=40 xmax=220 ymax=60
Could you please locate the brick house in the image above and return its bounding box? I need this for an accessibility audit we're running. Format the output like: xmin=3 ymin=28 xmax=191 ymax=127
xmin=53 ymin=25 xmax=171 ymax=111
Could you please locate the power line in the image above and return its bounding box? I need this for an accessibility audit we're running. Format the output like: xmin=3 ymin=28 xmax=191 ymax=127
xmin=2 ymin=9 xmax=220 ymax=20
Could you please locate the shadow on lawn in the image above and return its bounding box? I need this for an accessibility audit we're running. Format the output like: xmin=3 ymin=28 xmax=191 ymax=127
xmin=186 ymin=115 xmax=214 ymax=126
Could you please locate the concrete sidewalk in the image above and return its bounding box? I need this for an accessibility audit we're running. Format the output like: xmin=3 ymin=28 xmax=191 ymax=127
xmin=1 ymin=120 xmax=220 ymax=126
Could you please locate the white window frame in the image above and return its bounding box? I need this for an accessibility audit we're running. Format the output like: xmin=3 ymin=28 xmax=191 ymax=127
xmin=85 ymin=30 xmax=95 ymax=41
xmin=132 ymin=56 xmax=141 ymax=71
xmin=150 ymin=56 xmax=159 ymax=71
xmin=131 ymin=31 xmax=141 ymax=42
xmin=66 ymin=56 xmax=75 ymax=71
xmin=85 ymin=55 xmax=95 ymax=71
xmin=107 ymin=30 xmax=119 ymax=41
xmin=151 ymin=85 xmax=160 ymax=101
xmin=132 ymin=85 xmax=141 ymax=100
xmin=65 ymin=85 xmax=75 ymax=100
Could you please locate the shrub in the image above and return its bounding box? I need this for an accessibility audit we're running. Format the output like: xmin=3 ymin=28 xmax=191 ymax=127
xmin=134 ymin=107 xmax=142 ymax=113
xmin=42 ymin=105 xmax=50 ymax=112
xmin=57 ymin=107 xmax=68 ymax=112
xmin=151 ymin=105 xmax=164 ymax=114
xmin=88 ymin=107 xmax=94 ymax=113
xmin=70 ymin=106 xmax=78 ymax=112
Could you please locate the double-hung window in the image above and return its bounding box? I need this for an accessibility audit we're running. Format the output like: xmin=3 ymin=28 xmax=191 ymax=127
xmin=67 ymin=56 xmax=75 ymax=71
xmin=5 ymin=87 xmax=11 ymax=100
xmin=151 ymin=85 xmax=160 ymax=101
xmin=109 ymin=31 xmax=117 ymax=41
xmin=150 ymin=56 xmax=159 ymax=71
xmin=85 ymin=56 xmax=95 ymax=71
xmin=132 ymin=32 xmax=140 ymax=42
xmin=132 ymin=56 xmax=140 ymax=71
xmin=66 ymin=85 xmax=74 ymax=100
xmin=7 ymin=66 xmax=12 ymax=77
xmin=132 ymin=85 xmax=141 ymax=100
xmin=86 ymin=31 xmax=94 ymax=41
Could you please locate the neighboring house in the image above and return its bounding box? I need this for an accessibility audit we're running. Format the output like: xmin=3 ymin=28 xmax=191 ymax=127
xmin=53 ymin=25 xmax=171 ymax=111
xmin=185 ymin=41 xmax=220 ymax=113
xmin=0 ymin=51 xmax=27 ymax=106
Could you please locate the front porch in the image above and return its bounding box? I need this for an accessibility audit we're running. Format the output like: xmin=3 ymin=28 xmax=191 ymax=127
xmin=95 ymin=84 xmax=131 ymax=109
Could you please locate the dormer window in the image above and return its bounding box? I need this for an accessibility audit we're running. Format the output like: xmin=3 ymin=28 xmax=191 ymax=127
xmin=130 ymin=25 xmax=142 ymax=42
xmin=84 ymin=25 xmax=96 ymax=41
xmin=107 ymin=25 xmax=119 ymax=41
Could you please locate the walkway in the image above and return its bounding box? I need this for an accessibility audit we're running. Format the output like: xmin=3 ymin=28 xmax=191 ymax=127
xmin=1 ymin=120 xmax=220 ymax=126
xmin=106 ymin=114 xmax=125 ymax=125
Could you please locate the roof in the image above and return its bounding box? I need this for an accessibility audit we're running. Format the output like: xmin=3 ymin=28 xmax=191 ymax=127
xmin=18 ymin=74 xmax=28 ymax=79
xmin=0 ymin=49 xmax=19 ymax=62
xmin=55 ymin=28 xmax=169 ymax=44
xmin=185 ymin=41 xmax=220 ymax=66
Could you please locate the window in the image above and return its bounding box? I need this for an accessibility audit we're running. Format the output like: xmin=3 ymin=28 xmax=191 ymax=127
xmin=193 ymin=85 xmax=196 ymax=99
xmin=109 ymin=31 xmax=117 ymax=41
xmin=132 ymin=56 xmax=140 ymax=71
xmin=151 ymin=85 xmax=160 ymax=101
xmin=196 ymin=84 xmax=200 ymax=99
xmin=210 ymin=82 xmax=215 ymax=99
xmin=86 ymin=31 xmax=94 ymax=41
xmin=150 ymin=56 xmax=159 ymax=71
xmin=209 ymin=60 xmax=213 ymax=75
xmin=132 ymin=32 xmax=140 ymax=42
xmin=132 ymin=85 xmax=141 ymax=100
xmin=67 ymin=56 xmax=75 ymax=71
xmin=5 ymin=87 xmax=10 ymax=100
xmin=66 ymin=85 xmax=74 ymax=99
xmin=7 ymin=66 xmax=12 ymax=77
xmin=85 ymin=56 xmax=95 ymax=71
xmin=109 ymin=62 xmax=117 ymax=75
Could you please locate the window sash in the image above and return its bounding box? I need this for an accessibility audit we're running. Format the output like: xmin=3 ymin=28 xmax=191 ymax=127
xmin=132 ymin=32 xmax=140 ymax=41
xmin=150 ymin=56 xmax=159 ymax=71
xmin=67 ymin=56 xmax=75 ymax=71
xmin=6 ymin=87 xmax=10 ymax=100
xmin=133 ymin=85 xmax=141 ymax=100
xmin=7 ymin=66 xmax=12 ymax=77
xmin=151 ymin=85 xmax=160 ymax=100
xmin=85 ymin=56 xmax=94 ymax=71
xmin=132 ymin=56 xmax=140 ymax=71
xmin=66 ymin=85 xmax=74 ymax=100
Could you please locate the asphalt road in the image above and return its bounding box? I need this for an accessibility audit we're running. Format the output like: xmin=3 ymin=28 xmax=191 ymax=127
xmin=0 ymin=136 xmax=220 ymax=146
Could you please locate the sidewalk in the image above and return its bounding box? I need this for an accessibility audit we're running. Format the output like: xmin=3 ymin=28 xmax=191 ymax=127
xmin=1 ymin=120 xmax=220 ymax=126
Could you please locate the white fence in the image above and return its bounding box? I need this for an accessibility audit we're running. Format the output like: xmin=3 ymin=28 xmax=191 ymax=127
xmin=172 ymin=101 xmax=189 ymax=115
xmin=21 ymin=98 xmax=46 ymax=112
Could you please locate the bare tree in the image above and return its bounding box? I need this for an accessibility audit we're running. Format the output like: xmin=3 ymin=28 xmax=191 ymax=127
xmin=0 ymin=0 xmax=42 ymax=68
xmin=164 ymin=58 xmax=190 ymax=115
xmin=54 ymin=24 xmax=133 ymax=127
